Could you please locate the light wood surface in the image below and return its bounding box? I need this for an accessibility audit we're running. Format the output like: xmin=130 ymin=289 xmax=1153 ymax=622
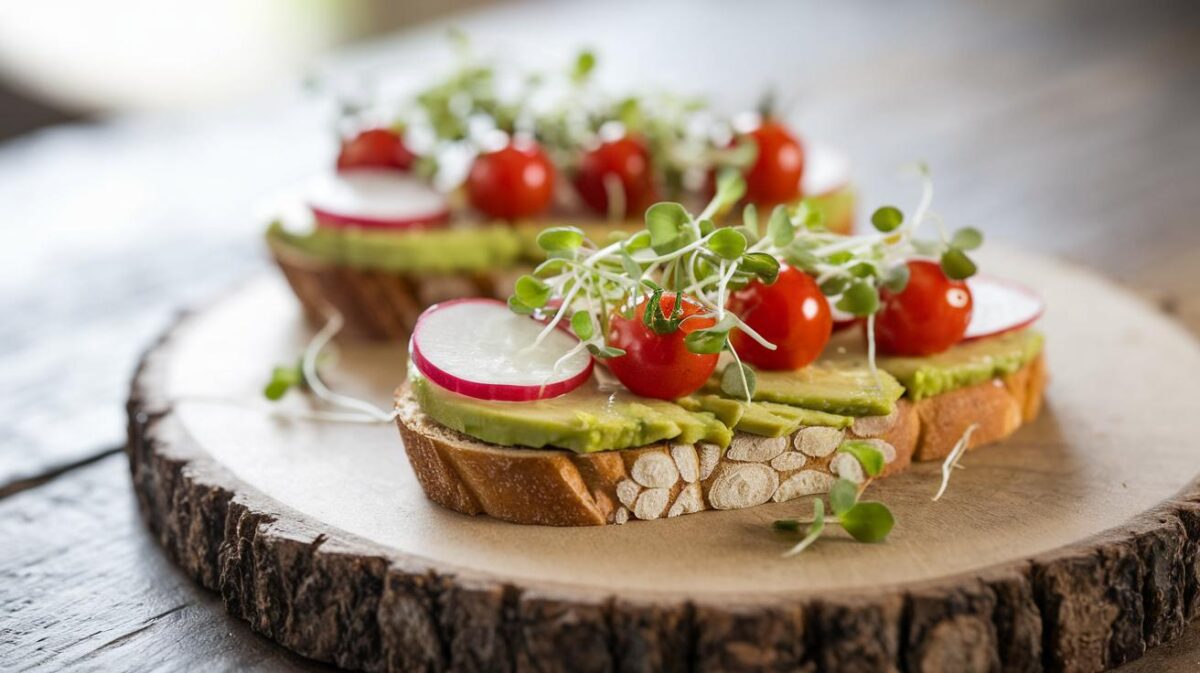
xmin=4 ymin=0 xmax=1200 ymax=670
xmin=124 ymin=244 xmax=1200 ymax=670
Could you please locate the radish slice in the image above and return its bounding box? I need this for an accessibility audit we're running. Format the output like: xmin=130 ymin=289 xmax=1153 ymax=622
xmin=308 ymin=169 xmax=450 ymax=230
xmin=800 ymin=142 xmax=851 ymax=197
xmin=963 ymin=275 xmax=1045 ymax=341
xmin=830 ymin=304 xmax=859 ymax=332
xmin=411 ymin=299 xmax=593 ymax=401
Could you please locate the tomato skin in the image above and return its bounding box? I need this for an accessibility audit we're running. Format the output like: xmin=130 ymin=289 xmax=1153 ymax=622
xmin=337 ymin=128 xmax=415 ymax=172
xmin=741 ymin=120 xmax=804 ymax=206
xmin=607 ymin=294 xmax=718 ymax=399
xmin=874 ymin=260 xmax=974 ymax=356
xmin=467 ymin=141 xmax=556 ymax=220
xmin=573 ymin=136 xmax=656 ymax=218
xmin=727 ymin=265 xmax=832 ymax=370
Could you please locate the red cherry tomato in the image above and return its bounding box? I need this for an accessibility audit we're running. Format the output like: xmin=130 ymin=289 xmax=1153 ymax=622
xmin=573 ymin=136 xmax=656 ymax=218
xmin=727 ymin=265 xmax=832 ymax=370
xmin=336 ymin=128 xmax=415 ymax=172
xmin=607 ymin=293 xmax=718 ymax=399
xmin=467 ymin=141 xmax=556 ymax=220
xmin=740 ymin=120 xmax=804 ymax=206
xmin=874 ymin=260 xmax=974 ymax=356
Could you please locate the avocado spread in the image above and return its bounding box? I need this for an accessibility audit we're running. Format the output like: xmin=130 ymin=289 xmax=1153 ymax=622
xmin=878 ymin=329 xmax=1044 ymax=400
xmin=410 ymin=367 xmax=731 ymax=453
xmin=267 ymin=221 xmax=522 ymax=273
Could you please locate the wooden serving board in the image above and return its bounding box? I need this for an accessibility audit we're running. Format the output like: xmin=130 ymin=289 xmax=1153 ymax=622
xmin=127 ymin=246 xmax=1200 ymax=673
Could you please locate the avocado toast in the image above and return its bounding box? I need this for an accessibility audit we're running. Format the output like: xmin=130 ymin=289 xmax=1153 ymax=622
xmin=389 ymin=168 xmax=1047 ymax=528
xmin=267 ymin=47 xmax=855 ymax=341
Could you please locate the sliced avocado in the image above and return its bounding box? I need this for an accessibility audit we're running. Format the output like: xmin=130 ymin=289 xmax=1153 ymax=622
xmin=410 ymin=371 xmax=729 ymax=454
xmin=267 ymin=221 xmax=523 ymax=272
xmin=680 ymin=394 xmax=853 ymax=437
xmin=878 ymin=329 xmax=1044 ymax=400
xmin=708 ymin=361 xmax=904 ymax=417
xmin=755 ymin=401 xmax=854 ymax=429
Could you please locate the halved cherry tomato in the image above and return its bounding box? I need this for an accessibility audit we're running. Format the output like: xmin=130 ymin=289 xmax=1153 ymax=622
xmin=607 ymin=293 xmax=717 ymax=399
xmin=874 ymin=260 xmax=973 ymax=356
xmin=740 ymin=120 xmax=804 ymax=206
xmin=727 ymin=264 xmax=832 ymax=370
xmin=467 ymin=140 xmax=556 ymax=220
xmin=337 ymin=128 xmax=415 ymax=172
xmin=573 ymin=136 xmax=656 ymax=218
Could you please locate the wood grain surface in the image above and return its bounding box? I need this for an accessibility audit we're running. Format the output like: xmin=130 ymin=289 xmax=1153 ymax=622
xmin=3 ymin=0 xmax=1200 ymax=670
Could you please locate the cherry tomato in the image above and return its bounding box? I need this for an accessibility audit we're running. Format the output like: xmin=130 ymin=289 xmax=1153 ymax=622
xmin=467 ymin=140 xmax=556 ymax=220
xmin=874 ymin=260 xmax=974 ymax=356
xmin=727 ymin=265 xmax=832 ymax=370
xmin=573 ymin=136 xmax=656 ymax=218
xmin=607 ymin=293 xmax=717 ymax=399
xmin=740 ymin=120 xmax=804 ymax=206
xmin=336 ymin=128 xmax=415 ymax=172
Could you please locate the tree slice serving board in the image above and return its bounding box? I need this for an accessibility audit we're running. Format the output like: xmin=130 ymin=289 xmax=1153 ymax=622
xmin=127 ymin=246 xmax=1200 ymax=673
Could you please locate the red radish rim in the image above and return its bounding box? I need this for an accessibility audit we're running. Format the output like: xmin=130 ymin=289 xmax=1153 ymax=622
xmin=962 ymin=274 xmax=1045 ymax=342
xmin=410 ymin=298 xmax=594 ymax=402
xmin=311 ymin=204 xmax=451 ymax=231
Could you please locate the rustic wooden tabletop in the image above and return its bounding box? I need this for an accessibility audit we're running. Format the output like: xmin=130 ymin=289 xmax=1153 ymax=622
xmin=3 ymin=0 xmax=1198 ymax=670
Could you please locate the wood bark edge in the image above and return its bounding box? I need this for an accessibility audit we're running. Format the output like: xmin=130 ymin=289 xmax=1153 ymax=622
xmin=126 ymin=311 xmax=1200 ymax=673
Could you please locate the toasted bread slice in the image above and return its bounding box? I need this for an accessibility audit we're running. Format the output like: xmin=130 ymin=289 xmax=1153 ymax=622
xmin=394 ymin=355 xmax=1046 ymax=526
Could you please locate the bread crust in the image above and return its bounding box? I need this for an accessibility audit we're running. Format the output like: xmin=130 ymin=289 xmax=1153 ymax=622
xmin=394 ymin=355 xmax=1047 ymax=526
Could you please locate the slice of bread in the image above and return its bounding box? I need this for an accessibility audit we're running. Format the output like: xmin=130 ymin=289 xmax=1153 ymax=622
xmin=394 ymin=355 xmax=1046 ymax=526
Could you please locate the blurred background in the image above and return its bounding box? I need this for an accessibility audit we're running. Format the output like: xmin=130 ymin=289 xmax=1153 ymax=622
xmin=1 ymin=0 xmax=1198 ymax=504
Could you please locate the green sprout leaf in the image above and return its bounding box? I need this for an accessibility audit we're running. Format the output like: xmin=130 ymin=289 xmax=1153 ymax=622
xmin=707 ymin=227 xmax=747 ymax=260
xmin=645 ymin=202 xmax=690 ymax=249
xmin=536 ymin=226 xmax=585 ymax=252
xmin=587 ymin=344 xmax=626 ymax=359
xmin=685 ymin=329 xmax=727 ymax=355
xmin=571 ymin=49 xmax=596 ymax=84
xmin=828 ymin=478 xmax=859 ymax=516
xmin=871 ymin=206 xmax=904 ymax=232
xmin=624 ymin=230 xmax=652 ymax=252
xmin=714 ymin=169 xmax=747 ymax=209
xmin=837 ymin=501 xmax=895 ymax=543
xmin=720 ymin=361 xmax=757 ymax=399
xmin=533 ymin=258 xmax=568 ymax=278
xmin=571 ymin=311 xmax=595 ymax=341
xmin=514 ymin=275 xmax=551 ymax=308
xmin=836 ymin=280 xmax=880 ymax=316
xmin=620 ymin=252 xmax=643 ymax=280
xmin=782 ymin=499 xmax=825 ymax=557
xmin=742 ymin=203 xmax=759 ymax=236
xmin=507 ymin=295 xmax=534 ymax=315
xmin=950 ymin=226 xmax=984 ymax=251
xmin=263 ymin=363 xmax=303 ymax=401
xmin=838 ymin=441 xmax=886 ymax=477
xmin=940 ymin=248 xmax=978 ymax=280
xmin=741 ymin=252 xmax=781 ymax=284
xmin=819 ymin=276 xmax=849 ymax=296
xmin=882 ymin=263 xmax=911 ymax=293
xmin=768 ymin=205 xmax=795 ymax=247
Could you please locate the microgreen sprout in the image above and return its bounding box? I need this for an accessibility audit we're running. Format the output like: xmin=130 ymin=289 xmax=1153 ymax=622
xmin=511 ymin=165 xmax=983 ymax=393
xmin=774 ymin=444 xmax=896 ymax=555
xmin=933 ymin=423 xmax=978 ymax=502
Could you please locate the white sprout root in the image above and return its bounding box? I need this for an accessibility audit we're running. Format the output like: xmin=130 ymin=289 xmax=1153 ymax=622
xmin=933 ymin=423 xmax=979 ymax=502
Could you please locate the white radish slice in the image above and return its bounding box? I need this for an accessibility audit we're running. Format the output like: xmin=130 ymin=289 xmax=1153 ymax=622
xmin=307 ymin=169 xmax=450 ymax=230
xmin=800 ymin=141 xmax=851 ymax=197
xmin=963 ymin=275 xmax=1045 ymax=341
xmin=411 ymin=299 xmax=593 ymax=401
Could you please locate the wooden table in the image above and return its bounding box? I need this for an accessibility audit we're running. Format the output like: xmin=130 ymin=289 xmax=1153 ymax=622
xmin=3 ymin=0 xmax=1198 ymax=670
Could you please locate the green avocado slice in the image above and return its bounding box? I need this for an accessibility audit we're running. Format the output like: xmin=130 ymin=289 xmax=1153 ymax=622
xmin=708 ymin=361 xmax=905 ymax=417
xmin=267 ymin=221 xmax=523 ymax=273
xmin=878 ymin=330 xmax=1044 ymax=400
xmin=410 ymin=371 xmax=730 ymax=454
